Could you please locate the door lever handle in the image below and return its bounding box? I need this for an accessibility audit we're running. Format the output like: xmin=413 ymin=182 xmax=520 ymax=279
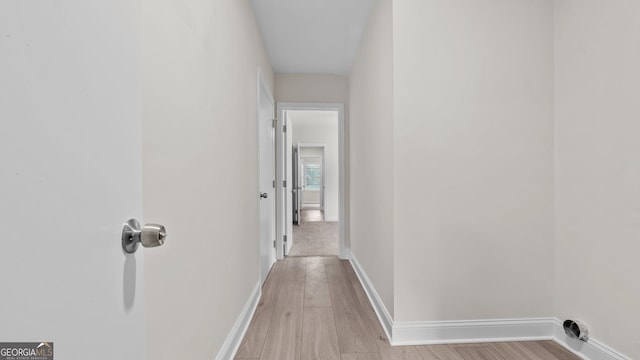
xmin=122 ymin=219 xmax=166 ymax=253
xmin=260 ymin=192 xmax=268 ymax=199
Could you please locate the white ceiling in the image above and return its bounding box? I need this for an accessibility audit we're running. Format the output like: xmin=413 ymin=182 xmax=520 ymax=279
xmin=249 ymin=0 xmax=375 ymax=75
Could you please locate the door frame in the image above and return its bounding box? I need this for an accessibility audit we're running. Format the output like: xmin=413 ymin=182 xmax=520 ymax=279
xmin=257 ymin=69 xmax=276 ymax=284
xmin=299 ymin=144 xmax=326 ymax=211
xmin=275 ymin=102 xmax=348 ymax=259
xmin=292 ymin=143 xmax=300 ymax=226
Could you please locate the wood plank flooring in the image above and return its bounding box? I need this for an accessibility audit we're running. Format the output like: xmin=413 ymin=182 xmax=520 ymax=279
xmin=235 ymin=257 xmax=581 ymax=360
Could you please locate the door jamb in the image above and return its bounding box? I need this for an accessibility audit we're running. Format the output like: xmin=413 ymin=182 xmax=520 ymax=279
xmin=275 ymin=102 xmax=348 ymax=260
xmin=298 ymin=144 xmax=326 ymax=211
xmin=257 ymin=68 xmax=276 ymax=284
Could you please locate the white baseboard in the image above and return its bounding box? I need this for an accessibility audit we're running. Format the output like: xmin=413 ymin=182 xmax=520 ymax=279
xmin=552 ymin=320 xmax=631 ymax=360
xmin=348 ymin=255 xmax=394 ymax=341
xmin=302 ymin=203 xmax=321 ymax=208
xmin=392 ymin=318 xmax=555 ymax=346
xmin=326 ymin=216 xmax=339 ymax=222
xmin=215 ymin=281 xmax=261 ymax=360
xmin=346 ymin=258 xmax=629 ymax=360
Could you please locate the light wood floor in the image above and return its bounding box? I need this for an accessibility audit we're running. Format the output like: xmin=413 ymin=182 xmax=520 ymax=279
xmin=235 ymin=256 xmax=580 ymax=360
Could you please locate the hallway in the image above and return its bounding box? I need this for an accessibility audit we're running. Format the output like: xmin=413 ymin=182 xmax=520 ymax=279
xmin=235 ymin=257 xmax=580 ymax=360
xmin=3 ymin=0 xmax=637 ymax=359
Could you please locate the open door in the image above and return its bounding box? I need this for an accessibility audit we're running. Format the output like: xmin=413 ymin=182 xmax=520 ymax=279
xmin=292 ymin=142 xmax=305 ymax=226
xmin=292 ymin=145 xmax=300 ymax=226
xmin=284 ymin=114 xmax=294 ymax=256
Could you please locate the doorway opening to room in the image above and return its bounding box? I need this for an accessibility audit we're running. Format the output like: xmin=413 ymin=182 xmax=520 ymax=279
xmin=275 ymin=103 xmax=346 ymax=259
xmin=294 ymin=144 xmax=325 ymax=223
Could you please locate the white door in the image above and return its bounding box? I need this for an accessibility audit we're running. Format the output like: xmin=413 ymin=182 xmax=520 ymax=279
xmin=0 ymin=2 xmax=145 ymax=359
xmin=321 ymin=148 xmax=326 ymax=211
xmin=296 ymin=141 xmax=303 ymax=228
xmin=292 ymin=145 xmax=300 ymax=226
xmin=258 ymin=74 xmax=276 ymax=284
xmin=276 ymin=110 xmax=293 ymax=260
xmin=285 ymin=115 xmax=294 ymax=256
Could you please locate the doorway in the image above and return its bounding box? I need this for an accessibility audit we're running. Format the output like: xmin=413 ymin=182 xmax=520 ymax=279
xmin=257 ymin=71 xmax=276 ymax=284
xmin=275 ymin=103 xmax=347 ymax=259
xmin=293 ymin=144 xmax=326 ymax=225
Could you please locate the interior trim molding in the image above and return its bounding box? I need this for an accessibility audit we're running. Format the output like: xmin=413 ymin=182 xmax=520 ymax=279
xmin=276 ymin=102 xmax=347 ymax=262
xmin=392 ymin=318 xmax=555 ymax=346
xmin=346 ymin=258 xmax=630 ymax=360
xmin=348 ymin=254 xmax=393 ymax=341
xmin=552 ymin=319 xmax=631 ymax=360
xmin=215 ymin=281 xmax=261 ymax=360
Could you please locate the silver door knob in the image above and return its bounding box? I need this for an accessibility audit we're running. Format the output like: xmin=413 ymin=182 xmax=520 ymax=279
xmin=260 ymin=192 xmax=268 ymax=199
xmin=122 ymin=219 xmax=167 ymax=253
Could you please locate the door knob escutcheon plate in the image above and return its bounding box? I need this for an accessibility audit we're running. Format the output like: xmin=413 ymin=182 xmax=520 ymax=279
xmin=122 ymin=219 xmax=167 ymax=253
xmin=122 ymin=219 xmax=141 ymax=253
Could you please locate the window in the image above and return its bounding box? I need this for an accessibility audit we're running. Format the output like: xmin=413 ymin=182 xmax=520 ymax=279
xmin=304 ymin=163 xmax=321 ymax=190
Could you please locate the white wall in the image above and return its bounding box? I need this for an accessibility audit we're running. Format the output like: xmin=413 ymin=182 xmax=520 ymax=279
xmin=393 ymin=0 xmax=555 ymax=322
xmin=351 ymin=1 xmax=637 ymax=357
xmin=0 ymin=2 xmax=145 ymax=359
xmin=138 ymin=0 xmax=274 ymax=358
xmin=349 ymin=0 xmax=395 ymax=317
xmin=554 ymin=1 xmax=640 ymax=358
xmin=275 ymin=74 xmax=349 ymax=104
xmin=350 ymin=0 xmax=555 ymax=322
xmin=290 ymin=111 xmax=340 ymax=221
